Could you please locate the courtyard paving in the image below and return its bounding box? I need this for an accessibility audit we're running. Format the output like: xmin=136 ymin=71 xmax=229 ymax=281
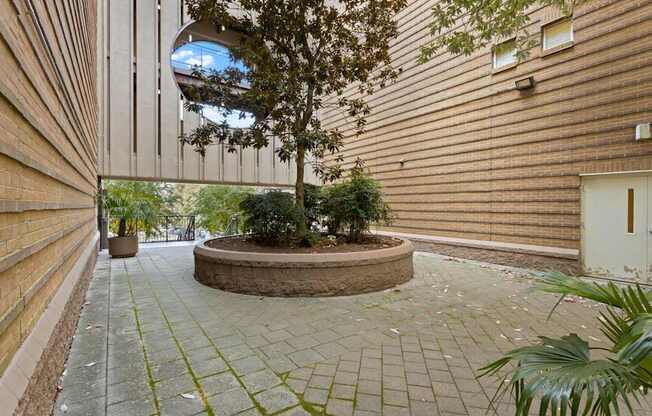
xmin=54 ymin=245 xmax=652 ymax=416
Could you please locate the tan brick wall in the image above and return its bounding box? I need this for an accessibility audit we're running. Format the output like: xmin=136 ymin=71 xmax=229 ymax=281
xmin=324 ymin=0 xmax=652 ymax=252
xmin=0 ymin=0 xmax=97 ymax=376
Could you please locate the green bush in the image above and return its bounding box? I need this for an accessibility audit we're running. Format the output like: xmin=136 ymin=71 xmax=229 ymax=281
xmin=102 ymin=181 xmax=172 ymax=237
xmin=239 ymin=162 xmax=391 ymax=245
xmin=239 ymin=191 xmax=303 ymax=245
xmin=303 ymin=183 xmax=323 ymax=230
xmin=322 ymin=164 xmax=393 ymax=242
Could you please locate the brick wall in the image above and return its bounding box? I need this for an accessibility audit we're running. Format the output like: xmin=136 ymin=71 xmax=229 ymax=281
xmin=323 ymin=0 xmax=652 ymax=254
xmin=0 ymin=0 xmax=98 ymax=382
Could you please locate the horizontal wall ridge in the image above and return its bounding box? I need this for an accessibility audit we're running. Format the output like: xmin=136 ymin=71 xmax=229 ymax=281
xmin=0 ymin=228 xmax=96 ymax=335
xmin=0 ymin=201 xmax=96 ymax=214
xmin=0 ymin=135 xmax=96 ymax=197
xmin=0 ymin=216 xmax=95 ymax=275
xmin=324 ymin=0 xmax=641 ymax=118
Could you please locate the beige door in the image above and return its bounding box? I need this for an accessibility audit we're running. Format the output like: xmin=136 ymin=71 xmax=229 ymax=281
xmin=582 ymin=173 xmax=650 ymax=282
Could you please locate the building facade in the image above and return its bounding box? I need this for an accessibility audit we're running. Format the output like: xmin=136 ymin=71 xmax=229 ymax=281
xmin=0 ymin=0 xmax=652 ymax=414
xmin=99 ymin=0 xmax=318 ymax=186
xmin=0 ymin=0 xmax=99 ymax=414
xmin=323 ymin=0 xmax=652 ymax=279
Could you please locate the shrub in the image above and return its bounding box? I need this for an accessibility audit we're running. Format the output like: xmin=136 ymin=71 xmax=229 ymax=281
xmin=303 ymin=183 xmax=323 ymax=230
xmin=322 ymin=162 xmax=393 ymax=242
xmin=102 ymin=181 xmax=171 ymax=237
xmin=239 ymin=191 xmax=303 ymax=245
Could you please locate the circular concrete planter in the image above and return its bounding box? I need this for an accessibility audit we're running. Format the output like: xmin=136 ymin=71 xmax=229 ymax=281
xmin=108 ymin=236 xmax=138 ymax=258
xmin=194 ymin=237 xmax=414 ymax=297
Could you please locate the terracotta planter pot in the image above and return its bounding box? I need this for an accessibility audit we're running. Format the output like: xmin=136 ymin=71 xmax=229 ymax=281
xmin=108 ymin=236 xmax=139 ymax=258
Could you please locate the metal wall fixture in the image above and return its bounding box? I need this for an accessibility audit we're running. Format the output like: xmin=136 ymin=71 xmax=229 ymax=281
xmin=515 ymin=76 xmax=536 ymax=91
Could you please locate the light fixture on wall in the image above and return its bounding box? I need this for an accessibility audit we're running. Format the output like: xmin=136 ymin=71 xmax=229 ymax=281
xmin=636 ymin=123 xmax=651 ymax=140
xmin=515 ymin=76 xmax=535 ymax=91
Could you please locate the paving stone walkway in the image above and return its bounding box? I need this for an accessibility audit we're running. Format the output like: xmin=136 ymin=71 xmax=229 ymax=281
xmin=54 ymin=246 xmax=652 ymax=416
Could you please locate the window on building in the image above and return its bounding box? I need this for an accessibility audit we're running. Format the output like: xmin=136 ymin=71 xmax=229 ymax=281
xmin=493 ymin=40 xmax=517 ymax=69
xmin=542 ymin=18 xmax=573 ymax=51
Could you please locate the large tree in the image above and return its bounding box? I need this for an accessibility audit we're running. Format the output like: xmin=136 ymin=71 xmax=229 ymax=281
xmin=181 ymin=0 xmax=407 ymax=237
xmin=419 ymin=0 xmax=587 ymax=62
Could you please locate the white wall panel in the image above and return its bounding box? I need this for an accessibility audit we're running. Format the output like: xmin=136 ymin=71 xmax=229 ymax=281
xmin=242 ymin=148 xmax=257 ymax=183
xmin=204 ymin=144 xmax=222 ymax=181
xmin=136 ymin=0 xmax=157 ymax=178
xmin=108 ymin=0 xmax=132 ymax=176
xmin=160 ymin=0 xmax=180 ymax=180
xmin=223 ymin=145 xmax=241 ymax=183
xmin=182 ymin=110 xmax=201 ymax=180
xmin=258 ymin=144 xmax=274 ymax=184
xmin=101 ymin=0 xmax=314 ymax=188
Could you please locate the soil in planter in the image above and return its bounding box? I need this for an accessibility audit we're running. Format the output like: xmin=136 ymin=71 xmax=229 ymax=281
xmin=205 ymin=235 xmax=403 ymax=254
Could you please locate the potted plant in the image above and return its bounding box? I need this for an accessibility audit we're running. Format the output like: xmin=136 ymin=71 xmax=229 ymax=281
xmin=102 ymin=181 xmax=166 ymax=258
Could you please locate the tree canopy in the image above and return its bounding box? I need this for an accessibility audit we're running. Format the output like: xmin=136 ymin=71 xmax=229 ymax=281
xmin=181 ymin=0 xmax=407 ymax=237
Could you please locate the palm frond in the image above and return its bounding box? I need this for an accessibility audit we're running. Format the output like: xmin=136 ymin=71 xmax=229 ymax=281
xmin=599 ymin=309 xmax=630 ymax=348
xmin=479 ymin=334 xmax=646 ymax=416
xmin=538 ymin=272 xmax=652 ymax=318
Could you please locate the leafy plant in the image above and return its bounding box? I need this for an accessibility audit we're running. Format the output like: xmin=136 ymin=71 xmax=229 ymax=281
xmin=419 ymin=0 xmax=589 ymax=63
xmin=191 ymin=185 xmax=253 ymax=234
xmin=239 ymin=191 xmax=303 ymax=245
xmin=480 ymin=271 xmax=652 ymax=416
xmin=181 ymin=0 xmax=406 ymax=238
xmin=303 ymin=183 xmax=323 ymax=231
xmin=321 ymin=160 xmax=393 ymax=242
xmin=102 ymin=181 xmax=172 ymax=237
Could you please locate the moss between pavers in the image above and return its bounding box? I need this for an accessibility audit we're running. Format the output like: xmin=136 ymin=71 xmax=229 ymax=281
xmin=137 ymin=260 xmax=318 ymax=416
xmin=128 ymin=280 xmax=161 ymax=414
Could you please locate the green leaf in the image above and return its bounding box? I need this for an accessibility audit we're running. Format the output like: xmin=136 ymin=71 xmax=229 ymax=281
xmin=479 ymin=334 xmax=646 ymax=416
xmin=537 ymin=272 xmax=652 ymax=317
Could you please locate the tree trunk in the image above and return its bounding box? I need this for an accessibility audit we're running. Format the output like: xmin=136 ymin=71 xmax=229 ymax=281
xmin=295 ymin=144 xmax=308 ymax=238
xmin=118 ymin=217 xmax=127 ymax=237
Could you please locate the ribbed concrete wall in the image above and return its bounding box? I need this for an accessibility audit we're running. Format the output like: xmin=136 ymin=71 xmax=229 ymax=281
xmin=99 ymin=0 xmax=317 ymax=187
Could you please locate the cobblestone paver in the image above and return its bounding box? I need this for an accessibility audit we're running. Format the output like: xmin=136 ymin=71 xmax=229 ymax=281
xmin=54 ymin=246 xmax=652 ymax=415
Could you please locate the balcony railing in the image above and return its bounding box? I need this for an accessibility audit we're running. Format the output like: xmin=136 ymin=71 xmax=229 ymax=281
xmin=137 ymin=215 xmax=196 ymax=243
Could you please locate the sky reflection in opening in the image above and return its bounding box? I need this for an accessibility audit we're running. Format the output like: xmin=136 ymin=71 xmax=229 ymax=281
xmin=172 ymin=41 xmax=254 ymax=129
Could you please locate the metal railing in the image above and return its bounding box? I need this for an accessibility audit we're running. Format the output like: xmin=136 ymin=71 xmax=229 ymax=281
xmin=224 ymin=214 xmax=241 ymax=236
xmin=138 ymin=215 xmax=196 ymax=243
